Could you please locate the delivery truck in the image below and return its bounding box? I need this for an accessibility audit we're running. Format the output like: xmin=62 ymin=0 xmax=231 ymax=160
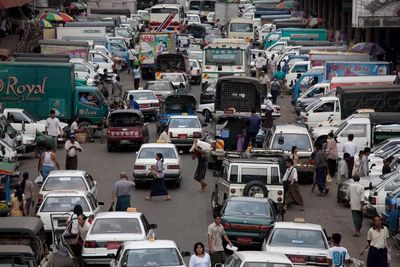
xmin=309 ymin=51 xmax=371 ymax=67
xmin=0 ymin=62 xmax=109 ymax=130
xmin=325 ymin=61 xmax=391 ymax=80
xmin=40 ymin=39 xmax=90 ymax=59
xmin=138 ymin=32 xmax=176 ymax=78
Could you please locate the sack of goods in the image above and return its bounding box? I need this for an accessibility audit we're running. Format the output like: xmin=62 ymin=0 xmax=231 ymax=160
xmin=189 ymin=140 xmax=212 ymax=153
xmin=35 ymin=131 xmax=55 ymax=150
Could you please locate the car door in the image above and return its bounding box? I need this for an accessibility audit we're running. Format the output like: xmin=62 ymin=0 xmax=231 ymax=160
xmin=309 ymin=100 xmax=335 ymax=128
xmin=218 ymin=164 xmax=235 ymax=205
xmin=377 ymin=176 xmax=400 ymax=214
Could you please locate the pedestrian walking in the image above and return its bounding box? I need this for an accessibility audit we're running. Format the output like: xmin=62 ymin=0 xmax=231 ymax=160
xmin=45 ymin=110 xmax=62 ymax=148
xmin=282 ymin=158 xmax=304 ymax=211
xmin=111 ymin=172 xmax=136 ymax=211
xmin=10 ymin=186 xmax=25 ymax=217
xmin=254 ymin=52 xmax=267 ymax=78
xmin=360 ymin=215 xmax=389 ymax=267
xmin=343 ymin=134 xmax=357 ymax=178
xmin=327 ymin=233 xmax=351 ymax=267
xmin=314 ymin=143 xmax=329 ymax=196
xmin=189 ymin=242 xmax=211 ymax=267
xmin=70 ymin=116 xmax=79 ymax=134
xmin=39 ymin=146 xmax=60 ymax=181
xmin=336 ymin=153 xmax=350 ymax=184
xmin=262 ymin=94 xmax=275 ymax=148
xmin=272 ymin=65 xmax=285 ymax=82
xmin=259 ymin=71 xmax=270 ymax=98
xmin=157 ymin=126 xmax=171 ymax=143
xmin=362 ymin=147 xmax=370 ymax=177
xmin=270 ymin=77 xmax=280 ymax=104
xmin=20 ymin=172 xmax=34 ymax=216
xmin=289 ymin=146 xmax=305 ymax=168
xmin=346 ymin=175 xmax=364 ymax=237
xmin=64 ymin=134 xmax=82 ymax=170
xmin=128 ymin=47 xmax=136 ymax=73
xmin=112 ymin=76 xmax=123 ymax=102
xmin=353 ymin=151 xmax=365 ymax=177
xmin=242 ymin=108 xmax=261 ymax=152
xmin=326 ymin=132 xmax=338 ymax=178
xmin=269 ymin=54 xmax=277 ymax=76
xmin=382 ymin=156 xmax=393 ymax=175
xmin=133 ymin=66 xmax=141 ymax=90
xmin=207 ymin=213 xmax=233 ymax=267
xmin=145 ymin=153 xmax=171 ymax=201
xmin=191 ymin=140 xmax=208 ymax=192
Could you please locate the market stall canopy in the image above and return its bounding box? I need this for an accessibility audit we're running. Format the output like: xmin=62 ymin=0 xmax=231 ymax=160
xmin=0 ymin=0 xmax=32 ymax=9
xmin=0 ymin=162 xmax=17 ymax=175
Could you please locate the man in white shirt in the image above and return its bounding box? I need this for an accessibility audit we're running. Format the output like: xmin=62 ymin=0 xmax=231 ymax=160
xmin=76 ymin=214 xmax=90 ymax=243
xmin=207 ymin=214 xmax=232 ymax=267
xmin=70 ymin=117 xmax=78 ymax=134
xmin=45 ymin=110 xmax=62 ymax=148
xmin=282 ymin=158 xmax=303 ymax=211
xmin=343 ymin=134 xmax=357 ymax=178
xmin=346 ymin=175 xmax=364 ymax=237
xmin=254 ymin=53 xmax=267 ymax=78
xmin=336 ymin=153 xmax=349 ymax=184
xmin=158 ymin=126 xmax=171 ymax=143
xmin=65 ymin=134 xmax=82 ymax=170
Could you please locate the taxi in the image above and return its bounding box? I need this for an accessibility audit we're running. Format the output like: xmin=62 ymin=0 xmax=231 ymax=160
xmin=262 ymin=219 xmax=329 ymax=266
xmin=110 ymin=240 xmax=189 ymax=267
xmin=82 ymin=209 xmax=157 ymax=265
xmin=223 ymin=251 xmax=293 ymax=267
xmin=167 ymin=115 xmax=206 ymax=147
xmin=123 ymin=90 xmax=160 ymax=119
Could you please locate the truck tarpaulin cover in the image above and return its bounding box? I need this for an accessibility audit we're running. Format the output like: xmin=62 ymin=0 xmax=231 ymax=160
xmin=215 ymin=76 xmax=262 ymax=113
xmin=369 ymin=113 xmax=400 ymax=126
xmin=336 ymin=85 xmax=400 ymax=118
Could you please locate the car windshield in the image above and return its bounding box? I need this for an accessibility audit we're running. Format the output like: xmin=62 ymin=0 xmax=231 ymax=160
xmin=188 ymin=16 xmax=200 ymax=23
xmin=371 ymin=139 xmax=390 ymax=153
xmin=169 ymin=118 xmax=200 ymax=128
xmin=90 ymin=218 xmax=142 ymax=234
xmin=304 ymin=99 xmax=321 ymax=112
xmin=131 ymin=92 xmax=157 ymax=100
xmin=109 ymin=113 xmax=142 ymax=127
xmin=271 ymin=133 xmax=312 ymax=152
xmin=116 ymin=28 xmax=131 ymax=38
xmin=380 ymin=146 xmax=400 ymax=159
xmin=161 ymin=75 xmax=184 ymax=83
xmin=270 ymin=228 xmax=328 ymax=249
xmin=189 ymin=52 xmax=202 ymax=61
xmin=244 ymin=263 xmax=292 ymax=267
xmin=138 ymin=148 xmax=177 ymax=159
xmin=190 ymin=60 xmax=198 ymax=68
xmin=41 ymin=196 xmax=89 ymax=212
xmin=230 ymin=23 xmax=253 ymax=32
xmin=146 ymin=82 xmax=173 ymax=91
xmin=124 ymin=248 xmax=183 ymax=267
xmin=224 ymin=200 xmax=271 ymax=217
xmin=43 ymin=176 xmax=87 ymax=191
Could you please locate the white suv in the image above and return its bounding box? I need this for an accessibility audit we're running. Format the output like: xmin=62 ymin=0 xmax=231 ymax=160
xmin=211 ymin=156 xmax=285 ymax=212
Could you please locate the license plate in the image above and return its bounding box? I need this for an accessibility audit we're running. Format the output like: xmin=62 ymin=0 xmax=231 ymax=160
xmin=236 ymin=237 xmax=252 ymax=245
xmin=107 ymin=242 xmax=121 ymax=250
xmin=290 ymin=255 xmax=306 ymax=263
xmin=178 ymin=134 xmax=187 ymax=139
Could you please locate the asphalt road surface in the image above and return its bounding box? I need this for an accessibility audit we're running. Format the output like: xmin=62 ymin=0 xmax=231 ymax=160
xmin=18 ymin=70 xmax=399 ymax=266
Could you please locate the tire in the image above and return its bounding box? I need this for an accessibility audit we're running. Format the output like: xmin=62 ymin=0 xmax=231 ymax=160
xmin=107 ymin=144 xmax=113 ymax=152
xmin=243 ymin=181 xmax=269 ymax=198
xmin=78 ymin=121 xmax=90 ymax=133
xmin=203 ymin=109 xmax=212 ymax=122
xmin=211 ymin=191 xmax=220 ymax=213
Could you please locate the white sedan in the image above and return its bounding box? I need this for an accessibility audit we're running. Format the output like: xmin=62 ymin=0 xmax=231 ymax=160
xmin=160 ymin=73 xmax=190 ymax=94
xmin=123 ymin=90 xmax=160 ymax=118
xmin=81 ymin=211 xmax=157 ymax=265
xmin=225 ymin=251 xmax=293 ymax=267
xmin=133 ymin=143 xmax=182 ymax=187
xmin=110 ymin=240 xmax=189 ymax=267
xmin=167 ymin=115 xmax=205 ymax=147
xmin=37 ymin=170 xmax=97 ymax=210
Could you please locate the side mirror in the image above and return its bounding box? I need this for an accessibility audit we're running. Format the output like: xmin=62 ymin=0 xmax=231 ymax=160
xmin=181 ymin=251 xmax=191 ymax=257
xmin=97 ymin=201 xmax=105 ymax=206
xmin=94 ymin=181 xmax=97 ymax=186
xmin=150 ymin=223 xmax=158 ymax=229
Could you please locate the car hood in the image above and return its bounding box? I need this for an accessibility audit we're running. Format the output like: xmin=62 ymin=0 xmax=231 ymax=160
xmin=342 ymin=175 xmax=383 ymax=188
xmin=311 ymin=126 xmax=338 ymax=138
xmin=86 ymin=233 xmax=145 ymax=241
xmin=135 ymin=158 xmax=179 ymax=165
xmin=222 ymin=214 xmax=273 ymax=225
xmin=267 ymin=246 xmax=327 ymax=257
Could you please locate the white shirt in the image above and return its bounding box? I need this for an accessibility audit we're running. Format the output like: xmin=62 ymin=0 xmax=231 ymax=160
xmin=343 ymin=141 xmax=357 ymax=157
xmin=345 ymin=182 xmax=364 ymax=211
xmin=259 ymin=75 xmax=270 ymax=85
xmin=78 ymin=220 xmax=91 ymax=242
xmin=336 ymin=159 xmax=348 ymax=182
xmin=158 ymin=131 xmax=171 ymax=143
xmin=281 ymin=166 xmax=298 ymax=182
xmin=264 ymin=99 xmax=275 ymax=111
xmin=367 ymin=226 xmax=389 ymax=249
xmin=189 ymin=253 xmax=211 ymax=267
xmin=65 ymin=140 xmax=82 ymax=158
xmin=128 ymin=49 xmax=136 ymax=60
xmin=70 ymin=121 xmax=78 ymax=134
xmin=327 ymin=246 xmax=350 ymax=267
xmin=255 ymin=56 xmax=267 ymax=69
xmin=46 ymin=117 xmax=61 ymax=137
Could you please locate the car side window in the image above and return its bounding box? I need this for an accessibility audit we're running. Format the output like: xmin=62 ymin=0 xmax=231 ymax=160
xmin=8 ymin=112 xmax=26 ymax=123
xmin=85 ymin=174 xmax=95 ymax=189
xmin=229 ymin=166 xmax=238 ymax=183
xmin=341 ymin=124 xmax=367 ymax=138
xmin=384 ymin=177 xmax=400 ymax=191
xmin=315 ymin=102 xmax=334 ymax=113
xmin=221 ymin=165 xmax=228 ymax=180
xmin=141 ymin=215 xmax=151 ymax=234
xmin=74 ymin=63 xmax=87 ymax=72
xmin=271 ymin=167 xmax=280 ymax=184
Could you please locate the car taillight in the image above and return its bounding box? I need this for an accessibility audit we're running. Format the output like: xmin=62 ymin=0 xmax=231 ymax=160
xmin=277 ymin=190 xmax=283 ymax=196
xmin=134 ymin=165 xmax=145 ymax=170
xmin=290 ymin=255 xmax=307 ymax=263
xmin=277 ymin=197 xmax=283 ymax=202
xmin=230 ymin=188 xmax=236 ymax=194
xmin=84 ymin=241 xmax=97 ymax=248
xmin=369 ymin=196 xmax=377 ymax=205
xmin=222 ymin=223 xmax=231 ymax=229
xmin=193 ymin=132 xmax=202 ymax=138
xmin=259 ymin=225 xmax=270 ymax=231
xmin=236 ymin=66 xmax=242 ymax=69
xmin=38 ymin=194 xmax=43 ymax=204
xmin=168 ymin=165 xmax=180 ymax=169
xmin=316 ymin=256 xmax=327 ymax=263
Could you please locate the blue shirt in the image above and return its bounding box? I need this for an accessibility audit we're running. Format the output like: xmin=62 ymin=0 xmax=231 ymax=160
xmin=129 ymin=99 xmax=140 ymax=110
xmin=247 ymin=114 xmax=261 ymax=133
xmin=79 ymin=96 xmax=89 ymax=104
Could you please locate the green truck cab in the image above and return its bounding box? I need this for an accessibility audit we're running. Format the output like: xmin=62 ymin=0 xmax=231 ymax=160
xmin=263 ymin=28 xmax=327 ymax=48
xmin=0 ymin=62 xmax=108 ymax=127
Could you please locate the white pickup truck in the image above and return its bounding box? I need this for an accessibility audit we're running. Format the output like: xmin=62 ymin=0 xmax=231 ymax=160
xmin=2 ymin=108 xmax=68 ymax=151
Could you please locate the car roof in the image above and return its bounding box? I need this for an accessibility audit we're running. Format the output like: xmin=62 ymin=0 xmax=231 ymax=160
xmin=274 ymin=124 xmax=309 ymax=134
xmin=235 ymin=251 xmax=292 ymax=264
xmin=0 ymin=245 xmax=35 ymax=258
xmin=47 ymin=170 xmax=87 ymax=177
xmin=93 ymin=211 xmax=143 ymax=219
xmin=273 ymin=222 xmax=324 ymax=231
xmin=228 ymin=196 xmax=270 ymax=203
xmin=319 ymin=96 xmax=340 ymax=101
xmin=140 ymin=143 xmax=177 ymax=149
xmin=170 ymin=115 xmax=198 ymax=119
xmin=123 ymin=240 xmax=178 ymax=249
xmin=224 ymin=158 xmax=281 ymax=165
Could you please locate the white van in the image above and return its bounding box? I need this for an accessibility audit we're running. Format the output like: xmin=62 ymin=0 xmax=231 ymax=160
xmin=228 ymin=17 xmax=255 ymax=40
xmin=285 ymin=61 xmax=311 ymax=88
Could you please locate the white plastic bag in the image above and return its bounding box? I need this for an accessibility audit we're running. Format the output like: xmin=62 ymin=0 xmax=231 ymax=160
xmin=346 ymin=258 xmax=365 ymax=267
xmin=35 ymin=174 xmax=43 ymax=184
xmin=189 ymin=140 xmax=211 ymax=153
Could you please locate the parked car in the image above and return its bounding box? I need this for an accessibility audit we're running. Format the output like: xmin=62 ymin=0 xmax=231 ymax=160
xmin=123 ymin=90 xmax=160 ymax=119
xmin=81 ymin=211 xmax=157 ymax=265
xmin=143 ymin=81 xmax=176 ymax=100
xmin=368 ymin=145 xmax=400 ymax=176
xmin=189 ymin=58 xmax=202 ymax=85
xmin=262 ymin=220 xmax=329 ymax=266
xmin=221 ymin=197 xmax=283 ymax=248
xmin=159 ymin=73 xmax=190 ymax=94
xmin=133 ymin=143 xmax=182 ymax=187
xmin=167 ymin=115 xmax=205 ymax=147
xmin=224 ymin=251 xmax=293 ymax=267
xmin=107 ymin=110 xmax=150 ymax=152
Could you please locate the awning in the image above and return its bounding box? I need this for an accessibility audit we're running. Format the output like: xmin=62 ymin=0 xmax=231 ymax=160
xmin=0 ymin=0 xmax=32 ymax=9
